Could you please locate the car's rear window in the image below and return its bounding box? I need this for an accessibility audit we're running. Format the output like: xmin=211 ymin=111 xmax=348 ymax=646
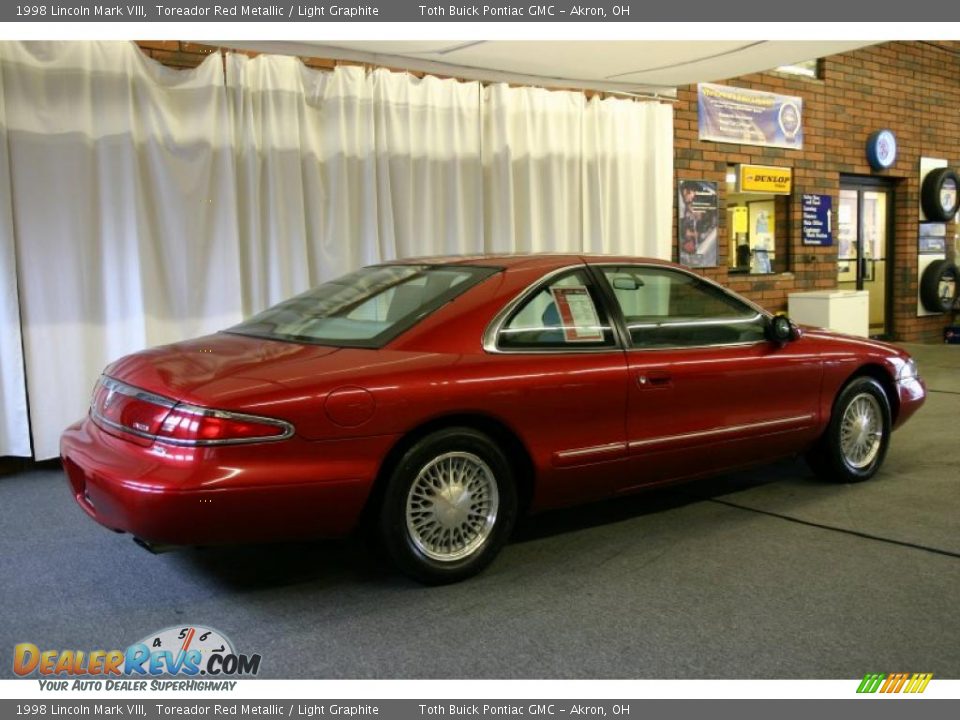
xmin=225 ymin=264 xmax=499 ymax=348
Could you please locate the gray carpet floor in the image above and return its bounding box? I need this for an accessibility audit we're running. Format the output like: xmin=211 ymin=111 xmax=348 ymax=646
xmin=1 ymin=343 xmax=957 ymax=678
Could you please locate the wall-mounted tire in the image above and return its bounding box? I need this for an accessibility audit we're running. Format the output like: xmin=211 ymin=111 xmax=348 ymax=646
xmin=920 ymin=167 xmax=960 ymax=221
xmin=919 ymin=259 xmax=959 ymax=313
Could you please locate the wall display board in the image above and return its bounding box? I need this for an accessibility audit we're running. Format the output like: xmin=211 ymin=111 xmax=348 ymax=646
xmin=802 ymin=194 xmax=833 ymax=246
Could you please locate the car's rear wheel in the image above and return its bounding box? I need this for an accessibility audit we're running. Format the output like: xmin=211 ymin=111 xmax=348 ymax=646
xmin=378 ymin=427 xmax=517 ymax=584
xmin=806 ymin=376 xmax=891 ymax=483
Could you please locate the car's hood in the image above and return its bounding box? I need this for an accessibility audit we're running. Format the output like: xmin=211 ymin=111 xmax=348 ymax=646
xmin=800 ymin=327 xmax=910 ymax=359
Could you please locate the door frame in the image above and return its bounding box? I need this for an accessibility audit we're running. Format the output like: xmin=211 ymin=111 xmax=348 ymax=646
xmin=839 ymin=174 xmax=896 ymax=338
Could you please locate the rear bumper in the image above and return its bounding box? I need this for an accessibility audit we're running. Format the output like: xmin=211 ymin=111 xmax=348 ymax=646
xmin=60 ymin=417 xmax=398 ymax=546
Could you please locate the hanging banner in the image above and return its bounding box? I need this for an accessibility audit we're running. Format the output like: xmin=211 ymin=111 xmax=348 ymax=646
xmin=698 ymin=83 xmax=803 ymax=150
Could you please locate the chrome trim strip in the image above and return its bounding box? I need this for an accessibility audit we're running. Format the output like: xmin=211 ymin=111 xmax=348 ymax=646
xmin=626 ymin=313 xmax=765 ymax=330
xmin=481 ymin=264 xmax=623 ymax=355
xmin=628 ymin=414 xmax=815 ymax=450
xmin=99 ymin=375 xmax=177 ymax=408
xmin=626 ymin=340 xmax=769 ymax=353
xmin=555 ymin=442 xmax=628 ymax=459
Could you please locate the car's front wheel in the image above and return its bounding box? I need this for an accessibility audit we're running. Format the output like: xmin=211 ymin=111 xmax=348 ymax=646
xmin=378 ymin=427 xmax=517 ymax=584
xmin=807 ymin=376 xmax=891 ymax=483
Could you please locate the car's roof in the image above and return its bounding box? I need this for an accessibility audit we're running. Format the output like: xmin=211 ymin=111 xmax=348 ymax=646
xmin=381 ymin=253 xmax=675 ymax=270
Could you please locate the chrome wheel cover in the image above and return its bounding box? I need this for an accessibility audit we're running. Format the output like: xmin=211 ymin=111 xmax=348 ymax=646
xmin=839 ymin=392 xmax=883 ymax=469
xmin=405 ymin=451 xmax=499 ymax=563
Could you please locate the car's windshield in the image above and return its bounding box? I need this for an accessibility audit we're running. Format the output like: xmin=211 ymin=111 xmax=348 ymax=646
xmin=225 ymin=264 xmax=498 ymax=348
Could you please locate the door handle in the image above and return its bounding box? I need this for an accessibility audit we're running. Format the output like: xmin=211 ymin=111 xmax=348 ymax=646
xmin=637 ymin=371 xmax=672 ymax=388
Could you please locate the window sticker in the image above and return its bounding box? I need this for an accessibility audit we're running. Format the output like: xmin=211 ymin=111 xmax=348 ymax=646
xmin=549 ymin=286 xmax=603 ymax=342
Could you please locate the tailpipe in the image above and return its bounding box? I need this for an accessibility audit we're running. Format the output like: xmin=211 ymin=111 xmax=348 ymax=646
xmin=133 ymin=537 xmax=177 ymax=554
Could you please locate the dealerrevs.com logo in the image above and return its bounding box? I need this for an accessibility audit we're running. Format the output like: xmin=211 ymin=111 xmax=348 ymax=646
xmin=14 ymin=626 xmax=261 ymax=691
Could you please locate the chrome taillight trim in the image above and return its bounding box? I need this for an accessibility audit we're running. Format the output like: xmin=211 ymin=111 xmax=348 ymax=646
xmin=95 ymin=375 xmax=177 ymax=408
xmin=90 ymin=375 xmax=295 ymax=447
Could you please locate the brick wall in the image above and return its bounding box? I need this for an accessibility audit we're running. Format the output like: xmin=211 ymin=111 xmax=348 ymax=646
xmin=136 ymin=41 xmax=337 ymax=70
xmin=674 ymin=41 xmax=960 ymax=342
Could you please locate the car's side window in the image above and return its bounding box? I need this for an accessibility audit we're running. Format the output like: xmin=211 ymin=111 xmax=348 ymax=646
xmin=599 ymin=266 xmax=767 ymax=348
xmin=497 ymin=269 xmax=617 ymax=350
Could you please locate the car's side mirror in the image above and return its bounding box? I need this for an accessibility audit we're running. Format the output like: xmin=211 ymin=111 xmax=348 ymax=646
xmin=612 ymin=275 xmax=642 ymax=291
xmin=766 ymin=314 xmax=796 ymax=343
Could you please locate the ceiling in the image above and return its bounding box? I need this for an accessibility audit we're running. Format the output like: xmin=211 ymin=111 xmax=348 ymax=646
xmin=218 ymin=40 xmax=876 ymax=95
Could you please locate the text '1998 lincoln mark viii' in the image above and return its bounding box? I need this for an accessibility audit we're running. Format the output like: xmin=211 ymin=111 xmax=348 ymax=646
xmin=61 ymin=255 xmax=925 ymax=583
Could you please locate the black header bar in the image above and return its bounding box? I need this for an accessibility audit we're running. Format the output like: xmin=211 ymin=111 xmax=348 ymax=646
xmin=3 ymin=0 xmax=958 ymax=22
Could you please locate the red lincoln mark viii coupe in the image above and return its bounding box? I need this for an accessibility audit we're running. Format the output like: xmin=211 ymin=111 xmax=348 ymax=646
xmin=61 ymin=255 xmax=926 ymax=583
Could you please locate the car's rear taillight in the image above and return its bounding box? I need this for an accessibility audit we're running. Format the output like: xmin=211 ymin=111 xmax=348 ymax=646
xmin=90 ymin=376 xmax=293 ymax=446
xmin=155 ymin=406 xmax=292 ymax=445
xmin=91 ymin=377 xmax=176 ymax=438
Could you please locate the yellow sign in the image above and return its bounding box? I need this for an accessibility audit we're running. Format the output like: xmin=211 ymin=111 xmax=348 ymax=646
xmin=730 ymin=206 xmax=748 ymax=234
xmin=738 ymin=164 xmax=792 ymax=194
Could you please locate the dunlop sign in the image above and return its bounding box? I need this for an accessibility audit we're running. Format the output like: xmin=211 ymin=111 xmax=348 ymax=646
xmin=737 ymin=165 xmax=793 ymax=194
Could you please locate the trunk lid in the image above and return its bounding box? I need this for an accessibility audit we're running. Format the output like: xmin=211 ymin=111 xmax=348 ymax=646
xmin=106 ymin=332 xmax=341 ymax=403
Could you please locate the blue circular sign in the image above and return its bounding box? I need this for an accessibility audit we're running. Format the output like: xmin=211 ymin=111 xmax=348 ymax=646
xmin=867 ymin=129 xmax=897 ymax=170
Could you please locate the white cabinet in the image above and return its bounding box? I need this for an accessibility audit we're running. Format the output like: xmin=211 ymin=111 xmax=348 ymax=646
xmin=788 ymin=290 xmax=870 ymax=337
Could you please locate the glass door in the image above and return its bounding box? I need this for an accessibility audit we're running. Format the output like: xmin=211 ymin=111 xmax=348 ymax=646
xmin=837 ymin=181 xmax=893 ymax=337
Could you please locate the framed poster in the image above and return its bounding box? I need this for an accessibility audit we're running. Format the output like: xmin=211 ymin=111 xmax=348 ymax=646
xmin=678 ymin=180 xmax=718 ymax=268
xmin=918 ymin=223 xmax=947 ymax=254
xmin=748 ymin=200 xmax=775 ymax=274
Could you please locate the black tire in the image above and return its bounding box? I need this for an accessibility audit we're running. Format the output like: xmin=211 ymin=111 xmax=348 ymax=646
xmin=806 ymin=377 xmax=891 ymax=483
xmin=919 ymin=259 xmax=959 ymax=313
xmin=921 ymin=167 xmax=960 ymax=221
xmin=377 ymin=427 xmax=517 ymax=585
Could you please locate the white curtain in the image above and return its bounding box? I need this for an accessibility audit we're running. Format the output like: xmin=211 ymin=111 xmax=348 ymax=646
xmin=371 ymin=68 xmax=484 ymax=261
xmin=483 ymin=86 xmax=672 ymax=258
xmin=229 ymin=56 xmax=372 ymax=315
xmin=0 ymin=43 xmax=673 ymax=460
xmin=0 ymin=61 xmax=30 ymax=457
xmin=228 ymin=56 xmax=484 ymax=314
xmin=229 ymin=59 xmax=672 ymax=311
xmin=483 ymin=84 xmax=585 ymax=253
xmin=0 ymin=42 xmax=241 ymax=460
xmin=582 ymin=95 xmax=674 ymax=256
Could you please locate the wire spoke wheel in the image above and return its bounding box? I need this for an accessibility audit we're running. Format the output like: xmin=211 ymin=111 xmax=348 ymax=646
xmin=839 ymin=392 xmax=883 ymax=469
xmin=405 ymin=451 xmax=499 ymax=563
